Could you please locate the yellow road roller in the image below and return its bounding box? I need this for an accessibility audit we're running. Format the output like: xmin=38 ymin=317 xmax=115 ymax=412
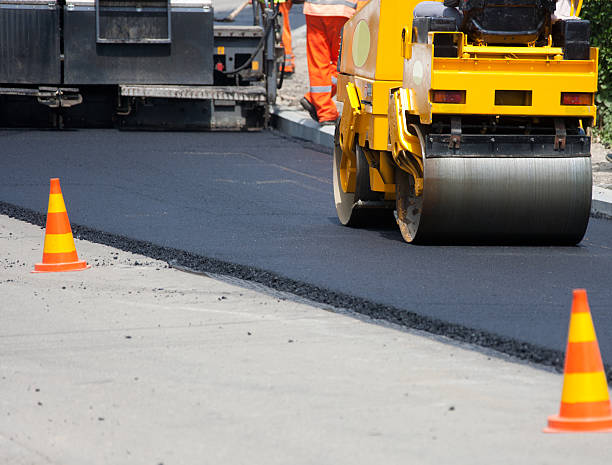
xmin=334 ymin=0 xmax=598 ymax=243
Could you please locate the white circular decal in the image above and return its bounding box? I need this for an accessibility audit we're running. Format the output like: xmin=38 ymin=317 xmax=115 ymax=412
xmin=352 ymin=20 xmax=371 ymax=68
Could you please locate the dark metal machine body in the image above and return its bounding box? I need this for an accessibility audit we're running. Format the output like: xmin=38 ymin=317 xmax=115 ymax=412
xmin=0 ymin=0 xmax=281 ymax=129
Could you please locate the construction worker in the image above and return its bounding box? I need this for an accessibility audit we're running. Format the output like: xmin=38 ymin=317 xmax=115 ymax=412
xmin=278 ymin=0 xmax=295 ymax=74
xmin=300 ymin=0 xmax=357 ymax=125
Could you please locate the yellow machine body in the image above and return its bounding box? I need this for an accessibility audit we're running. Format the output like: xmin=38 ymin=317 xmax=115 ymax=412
xmin=334 ymin=0 xmax=598 ymax=243
xmin=403 ymin=38 xmax=598 ymax=125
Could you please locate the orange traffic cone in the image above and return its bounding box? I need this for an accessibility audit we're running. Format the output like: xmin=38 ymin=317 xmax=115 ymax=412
xmin=545 ymin=289 xmax=612 ymax=433
xmin=32 ymin=178 xmax=89 ymax=273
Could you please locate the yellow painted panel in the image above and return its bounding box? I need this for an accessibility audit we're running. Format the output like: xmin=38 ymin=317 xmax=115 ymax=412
xmin=370 ymin=114 xmax=391 ymax=150
xmin=340 ymin=0 xmax=435 ymax=81
xmin=369 ymin=167 xmax=386 ymax=192
xmin=43 ymin=232 xmax=76 ymax=254
xmin=404 ymin=46 xmax=601 ymax=119
xmin=568 ymin=313 xmax=597 ymax=343
xmin=561 ymin=372 xmax=611 ymax=404
xmin=434 ymin=53 xmax=598 ymax=74
xmin=375 ymin=0 xmax=428 ymax=81
xmin=340 ymin=0 xmax=380 ymax=80
xmin=336 ymin=74 xmax=350 ymax=102
xmin=47 ymin=194 xmax=67 ymax=214
xmin=429 ymin=67 xmax=597 ymax=118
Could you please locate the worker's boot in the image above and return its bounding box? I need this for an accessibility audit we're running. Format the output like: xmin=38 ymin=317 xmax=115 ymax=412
xmin=300 ymin=97 xmax=319 ymax=122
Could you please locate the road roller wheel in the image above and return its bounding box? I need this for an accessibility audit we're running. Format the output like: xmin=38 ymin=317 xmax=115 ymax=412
xmin=393 ymin=122 xmax=592 ymax=244
xmin=333 ymin=121 xmax=393 ymax=227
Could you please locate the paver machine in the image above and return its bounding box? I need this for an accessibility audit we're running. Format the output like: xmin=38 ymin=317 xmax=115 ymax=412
xmin=0 ymin=0 xmax=285 ymax=129
xmin=334 ymin=0 xmax=598 ymax=243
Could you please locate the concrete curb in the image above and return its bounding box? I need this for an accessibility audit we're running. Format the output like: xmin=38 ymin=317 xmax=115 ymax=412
xmin=593 ymin=186 xmax=612 ymax=219
xmin=270 ymin=106 xmax=335 ymax=148
xmin=271 ymin=105 xmax=612 ymax=220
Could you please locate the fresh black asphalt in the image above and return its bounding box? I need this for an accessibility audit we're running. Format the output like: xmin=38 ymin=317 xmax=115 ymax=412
xmin=1 ymin=129 xmax=611 ymax=374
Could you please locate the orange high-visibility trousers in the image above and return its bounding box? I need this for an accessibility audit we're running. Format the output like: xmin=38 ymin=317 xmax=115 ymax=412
xmin=279 ymin=0 xmax=294 ymax=72
xmin=303 ymin=15 xmax=347 ymax=122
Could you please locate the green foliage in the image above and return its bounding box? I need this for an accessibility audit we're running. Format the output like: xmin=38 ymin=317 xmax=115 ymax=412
xmin=581 ymin=0 xmax=612 ymax=146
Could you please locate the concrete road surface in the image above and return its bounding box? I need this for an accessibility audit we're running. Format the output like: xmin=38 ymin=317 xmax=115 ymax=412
xmin=1 ymin=215 xmax=611 ymax=465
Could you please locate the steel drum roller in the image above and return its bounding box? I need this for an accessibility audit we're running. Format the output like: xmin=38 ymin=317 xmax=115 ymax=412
xmin=402 ymin=156 xmax=592 ymax=243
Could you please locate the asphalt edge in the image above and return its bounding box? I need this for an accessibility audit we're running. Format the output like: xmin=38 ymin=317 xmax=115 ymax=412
xmin=271 ymin=105 xmax=612 ymax=220
xmin=5 ymin=198 xmax=608 ymax=381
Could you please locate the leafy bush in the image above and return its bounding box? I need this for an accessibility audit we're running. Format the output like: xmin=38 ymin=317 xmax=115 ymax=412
xmin=581 ymin=0 xmax=612 ymax=146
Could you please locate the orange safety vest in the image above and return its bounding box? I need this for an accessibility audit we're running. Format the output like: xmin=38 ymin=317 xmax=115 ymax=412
xmin=303 ymin=0 xmax=357 ymax=18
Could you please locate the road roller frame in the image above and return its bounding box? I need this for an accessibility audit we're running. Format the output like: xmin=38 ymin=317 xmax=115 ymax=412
xmin=334 ymin=0 xmax=599 ymax=243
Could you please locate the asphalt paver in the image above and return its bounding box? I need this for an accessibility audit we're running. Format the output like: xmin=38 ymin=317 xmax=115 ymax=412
xmin=1 ymin=214 xmax=611 ymax=464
